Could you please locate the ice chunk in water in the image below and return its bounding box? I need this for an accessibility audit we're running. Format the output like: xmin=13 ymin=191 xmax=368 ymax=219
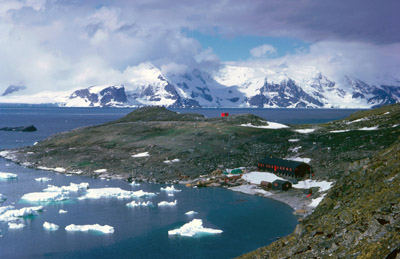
xmin=43 ymin=222 xmax=59 ymax=231
xmin=168 ymin=219 xmax=222 ymax=237
xmin=65 ymin=224 xmax=114 ymax=234
xmin=158 ymin=200 xmax=177 ymax=207
xmin=43 ymin=182 xmax=89 ymax=193
xmin=79 ymin=188 xmax=155 ymax=200
xmin=160 ymin=186 xmax=181 ymax=192
xmin=21 ymin=192 xmax=69 ymax=203
xmin=0 ymin=206 xmax=43 ymax=222
xmin=126 ymin=201 xmax=153 ymax=207
xmin=8 ymin=223 xmax=25 ymax=229
xmin=0 ymin=172 xmax=17 ymax=179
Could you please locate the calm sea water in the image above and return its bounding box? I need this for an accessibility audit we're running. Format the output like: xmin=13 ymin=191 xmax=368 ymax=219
xmin=0 ymin=107 xmax=360 ymax=258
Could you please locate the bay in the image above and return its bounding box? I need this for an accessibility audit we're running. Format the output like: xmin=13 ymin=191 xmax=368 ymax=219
xmin=0 ymin=107 xmax=359 ymax=258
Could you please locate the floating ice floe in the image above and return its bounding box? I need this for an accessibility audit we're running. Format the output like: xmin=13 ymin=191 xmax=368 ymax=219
xmin=240 ymin=122 xmax=289 ymax=129
xmin=309 ymin=194 xmax=327 ymax=208
xmin=163 ymin=159 xmax=180 ymax=164
xmin=94 ymin=169 xmax=107 ymax=173
xmin=131 ymin=152 xmax=150 ymax=158
xmin=43 ymin=182 xmax=89 ymax=193
xmin=21 ymin=192 xmax=69 ymax=203
xmin=126 ymin=201 xmax=153 ymax=207
xmin=158 ymin=200 xmax=177 ymax=207
xmin=168 ymin=219 xmax=222 ymax=237
xmin=0 ymin=172 xmax=18 ymax=179
xmin=185 ymin=211 xmax=198 ymax=215
xmin=65 ymin=224 xmax=114 ymax=234
xmin=294 ymin=129 xmax=315 ymax=134
xmin=293 ymin=179 xmax=334 ymax=192
xmin=288 ymin=139 xmax=300 ymax=142
xmin=35 ymin=177 xmax=52 ymax=182
xmin=8 ymin=223 xmax=25 ymax=229
xmin=78 ymin=188 xmax=155 ymax=200
xmin=160 ymin=186 xmax=181 ymax=193
xmin=43 ymin=222 xmax=59 ymax=231
xmin=168 ymin=193 xmax=174 ymax=197
xmin=0 ymin=206 xmax=43 ymax=222
xmin=59 ymin=209 xmax=68 ymax=214
xmin=241 ymin=172 xmax=285 ymax=185
xmin=130 ymin=181 xmax=140 ymax=186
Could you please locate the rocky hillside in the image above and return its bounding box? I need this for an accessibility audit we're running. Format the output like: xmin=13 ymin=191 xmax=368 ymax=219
xmin=239 ymin=138 xmax=400 ymax=258
xmin=2 ymin=104 xmax=399 ymax=184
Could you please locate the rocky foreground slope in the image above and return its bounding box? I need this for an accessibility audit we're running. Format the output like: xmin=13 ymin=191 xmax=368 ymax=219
xmin=239 ymin=138 xmax=400 ymax=258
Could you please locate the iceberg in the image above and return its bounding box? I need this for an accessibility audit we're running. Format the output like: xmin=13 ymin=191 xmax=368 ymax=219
xmin=43 ymin=222 xmax=59 ymax=231
xmin=130 ymin=181 xmax=140 ymax=186
xmin=43 ymin=182 xmax=89 ymax=193
xmin=0 ymin=172 xmax=18 ymax=179
xmin=8 ymin=223 xmax=25 ymax=229
xmin=185 ymin=211 xmax=198 ymax=215
xmin=158 ymin=200 xmax=177 ymax=207
xmin=21 ymin=192 xmax=69 ymax=203
xmin=168 ymin=219 xmax=222 ymax=237
xmin=58 ymin=209 xmax=68 ymax=214
xmin=35 ymin=177 xmax=52 ymax=182
xmin=126 ymin=200 xmax=153 ymax=207
xmin=79 ymin=188 xmax=155 ymax=200
xmin=65 ymin=224 xmax=114 ymax=234
xmin=0 ymin=206 xmax=43 ymax=222
xmin=160 ymin=186 xmax=181 ymax=193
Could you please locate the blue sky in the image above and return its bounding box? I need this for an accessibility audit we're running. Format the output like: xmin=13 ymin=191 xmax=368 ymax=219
xmin=184 ymin=30 xmax=310 ymax=61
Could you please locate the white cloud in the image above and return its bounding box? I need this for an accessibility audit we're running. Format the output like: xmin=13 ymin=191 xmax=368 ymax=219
xmin=232 ymin=41 xmax=400 ymax=85
xmin=250 ymin=44 xmax=277 ymax=58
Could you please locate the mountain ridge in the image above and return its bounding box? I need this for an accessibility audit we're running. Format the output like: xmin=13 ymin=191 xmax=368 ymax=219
xmin=0 ymin=63 xmax=399 ymax=108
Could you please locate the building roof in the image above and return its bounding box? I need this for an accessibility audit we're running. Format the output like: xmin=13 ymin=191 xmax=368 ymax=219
xmin=259 ymin=157 xmax=308 ymax=168
xmin=273 ymin=179 xmax=292 ymax=184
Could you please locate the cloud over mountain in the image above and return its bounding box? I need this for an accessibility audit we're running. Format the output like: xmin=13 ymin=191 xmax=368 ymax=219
xmin=0 ymin=0 xmax=398 ymax=94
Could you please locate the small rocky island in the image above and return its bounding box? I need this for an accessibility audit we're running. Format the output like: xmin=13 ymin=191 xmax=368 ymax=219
xmin=1 ymin=104 xmax=399 ymax=258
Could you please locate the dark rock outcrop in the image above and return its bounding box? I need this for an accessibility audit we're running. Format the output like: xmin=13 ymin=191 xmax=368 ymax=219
xmin=0 ymin=125 xmax=37 ymax=132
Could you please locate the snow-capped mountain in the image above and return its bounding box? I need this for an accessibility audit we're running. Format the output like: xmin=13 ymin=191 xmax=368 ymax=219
xmin=0 ymin=63 xmax=399 ymax=108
